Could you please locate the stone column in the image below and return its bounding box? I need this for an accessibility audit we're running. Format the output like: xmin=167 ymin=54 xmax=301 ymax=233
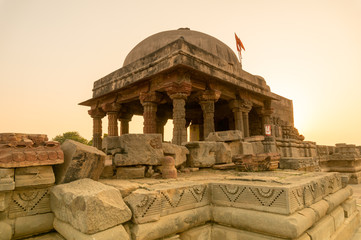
xmin=156 ymin=117 xmax=168 ymax=141
xmin=199 ymin=90 xmax=221 ymax=139
xmin=166 ymin=82 xmax=192 ymax=145
xmin=241 ymin=100 xmax=252 ymax=138
xmin=102 ymin=103 xmax=121 ymax=137
xmin=88 ymin=108 xmax=106 ymax=150
xmin=119 ymin=113 xmax=133 ymax=135
xmin=229 ymin=100 xmax=244 ymax=135
xmin=140 ymin=92 xmax=163 ymax=134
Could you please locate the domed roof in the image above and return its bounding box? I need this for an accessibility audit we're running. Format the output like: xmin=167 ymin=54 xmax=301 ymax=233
xmin=123 ymin=28 xmax=239 ymax=67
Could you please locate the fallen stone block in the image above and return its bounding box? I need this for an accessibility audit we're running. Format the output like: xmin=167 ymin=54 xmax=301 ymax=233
xmin=54 ymin=218 xmax=130 ymax=240
xmin=53 ymin=140 xmax=106 ymax=184
xmin=205 ymin=130 xmax=242 ymax=142
xmin=213 ymin=142 xmax=232 ymax=164
xmin=50 ymin=178 xmax=131 ymax=234
xmin=13 ymin=212 xmax=54 ymax=239
xmin=185 ymin=141 xmax=217 ymax=167
xmin=15 ymin=166 xmax=55 ymax=189
xmin=162 ymin=142 xmax=189 ymax=167
xmin=111 ymin=134 xmax=163 ymax=166
xmin=116 ymin=166 xmax=145 ymax=179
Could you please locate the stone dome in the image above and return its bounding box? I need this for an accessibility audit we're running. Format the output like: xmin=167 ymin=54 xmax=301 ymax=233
xmin=123 ymin=28 xmax=240 ymax=67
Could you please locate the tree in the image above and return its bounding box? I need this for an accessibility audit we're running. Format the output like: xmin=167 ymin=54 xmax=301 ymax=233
xmin=53 ymin=131 xmax=90 ymax=145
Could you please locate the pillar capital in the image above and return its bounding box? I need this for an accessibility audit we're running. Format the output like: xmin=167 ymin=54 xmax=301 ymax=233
xmin=88 ymin=108 xmax=106 ymax=118
xmin=139 ymin=91 xmax=164 ymax=105
xmin=165 ymin=82 xmax=192 ymax=99
xmin=199 ymin=89 xmax=221 ymax=102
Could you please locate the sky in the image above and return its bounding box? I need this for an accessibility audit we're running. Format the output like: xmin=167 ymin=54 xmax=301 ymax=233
xmin=0 ymin=0 xmax=360 ymax=146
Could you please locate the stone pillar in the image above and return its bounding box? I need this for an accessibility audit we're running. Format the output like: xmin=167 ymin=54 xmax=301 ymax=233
xmin=166 ymin=82 xmax=192 ymax=145
xmin=88 ymin=108 xmax=106 ymax=150
xmin=140 ymin=92 xmax=163 ymax=134
xmin=241 ymin=100 xmax=252 ymax=138
xmin=156 ymin=117 xmax=168 ymax=141
xmin=102 ymin=103 xmax=121 ymax=137
xmin=119 ymin=113 xmax=133 ymax=135
xmin=229 ymin=100 xmax=244 ymax=135
xmin=199 ymin=90 xmax=221 ymax=139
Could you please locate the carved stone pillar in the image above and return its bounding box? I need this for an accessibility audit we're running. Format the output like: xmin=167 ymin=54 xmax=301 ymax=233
xmin=102 ymin=103 xmax=121 ymax=137
xmin=166 ymin=82 xmax=192 ymax=145
xmin=156 ymin=117 xmax=168 ymax=141
xmin=199 ymin=90 xmax=221 ymax=139
xmin=119 ymin=113 xmax=133 ymax=135
xmin=88 ymin=108 xmax=106 ymax=150
xmin=140 ymin=92 xmax=163 ymax=134
xmin=241 ymin=100 xmax=252 ymax=138
xmin=229 ymin=100 xmax=244 ymax=135
xmin=260 ymin=101 xmax=274 ymax=136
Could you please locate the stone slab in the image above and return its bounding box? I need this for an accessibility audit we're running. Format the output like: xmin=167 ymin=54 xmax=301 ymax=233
xmin=130 ymin=206 xmax=211 ymax=240
xmin=109 ymin=134 xmax=164 ymax=166
xmin=50 ymin=178 xmax=131 ymax=234
xmin=0 ymin=168 xmax=14 ymax=191
xmin=22 ymin=232 xmax=65 ymax=240
xmin=205 ymin=130 xmax=242 ymax=142
xmin=179 ymin=224 xmax=211 ymax=240
xmin=15 ymin=166 xmax=55 ymax=189
xmin=53 ymin=140 xmax=106 ymax=184
xmin=116 ymin=166 xmax=145 ymax=179
xmin=162 ymin=143 xmax=189 ymax=167
xmin=0 ymin=221 xmax=12 ymax=240
xmin=99 ymin=179 xmax=140 ymax=198
xmin=13 ymin=212 xmax=54 ymax=239
xmin=54 ymin=218 xmax=130 ymax=240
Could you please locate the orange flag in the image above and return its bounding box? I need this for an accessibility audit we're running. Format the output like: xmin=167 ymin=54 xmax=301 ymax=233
xmin=235 ymin=33 xmax=245 ymax=52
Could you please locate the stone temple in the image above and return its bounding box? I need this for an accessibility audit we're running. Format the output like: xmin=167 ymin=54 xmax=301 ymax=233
xmin=1 ymin=28 xmax=361 ymax=239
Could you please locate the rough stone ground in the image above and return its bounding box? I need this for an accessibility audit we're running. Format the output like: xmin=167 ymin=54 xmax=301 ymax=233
xmin=350 ymin=183 xmax=361 ymax=240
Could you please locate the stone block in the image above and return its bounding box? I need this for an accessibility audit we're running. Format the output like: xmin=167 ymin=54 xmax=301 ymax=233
xmin=54 ymin=218 xmax=130 ymax=240
xmin=185 ymin=141 xmax=217 ymax=167
xmin=9 ymin=187 xmax=51 ymax=218
xmin=22 ymin=232 xmax=65 ymax=240
xmin=50 ymin=178 xmax=131 ymax=234
xmin=251 ymin=141 xmax=265 ymax=154
xmin=53 ymin=140 xmax=106 ymax=184
xmin=0 ymin=133 xmax=64 ymax=168
xmin=330 ymin=206 xmax=345 ymax=230
xmin=0 ymin=168 xmax=14 ymax=191
xmin=112 ymin=134 xmax=163 ymax=166
xmin=13 ymin=212 xmax=54 ymax=239
xmin=214 ymin=142 xmax=232 ymax=164
xmin=342 ymin=197 xmax=357 ymax=218
xmin=239 ymin=142 xmax=254 ymax=155
xmin=306 ymin=215 xmax=335 ymax=240
xmin=130 ymin=206 xmax=211 ymax=240
xmin=205 ymin=130 xmax=242 ymax=142
xmin=0 ymin=221 xmax=12 ymax=240
xmin=331 ymin=211 xmax=360 ymax=240
xmin=15 ymin=166 xmax=55 ymax=189
xmin=324 ymin=186 xmax=353 ymax=214
xmin=99 ymin=179 xmax=140 ymax=198
xmin=124 ymin=189 xmax=161 ymax=224
xmin=179 ymin=224 xmax=211 ymax=240
xmin=162 ymin=142 xmax=189 ymax=167
xmin=116 ymin=166 xmax=145 ymax=179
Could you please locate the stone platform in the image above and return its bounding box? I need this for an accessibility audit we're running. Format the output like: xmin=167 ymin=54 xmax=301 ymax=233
xmin=94 ymin=169 xmax=359 ymax=240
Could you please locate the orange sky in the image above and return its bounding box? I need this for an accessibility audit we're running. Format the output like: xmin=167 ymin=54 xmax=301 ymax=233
xmin=0 ymin=0 xmax=360 ymax=146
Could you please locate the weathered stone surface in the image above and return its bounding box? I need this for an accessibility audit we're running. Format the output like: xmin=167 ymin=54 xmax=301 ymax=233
xmin=205 ymin=130 xmax=242 ymax=142
xmin=15 ymin=166 xmax=55 ymax=189
xmin=239 ymin=142 xmax=254 ymax=155
xmin=0 ymin=133 xmax=63 ymax=168
xmin=130 ymin=206 xmax=211 ymax=240
xmin=234 ymin=153 xmax=279 ymax=171
xmin=213 ymin=142 xmax=232 ymax=164
xmin=162 ymin=142 xmax=189 ymax=167
xmin=13 ymin=212 xmax=54 ymax=239
xmin=116 ymin=166 xmax=145 ymax=179
xmin=279 ymin=157 xmax=319 ymax=171
xmin=53 ymin=140 xmax=106 ymax=184
xmin=0 ymin=168 xmax=14 ymax=191
xmin=100 ymin=156 xmax=114 ymax=179
xmin=185 ymin=141 xmax=217 ymax=167
xmin=342 ymin=198 xmax=357 ymax=218
xmin=212 ymin=163 xmax=236 ymax=170
xmin=9 ymin=187 xmax=51 ymax=218
xmin=50 ymin=178 xmax=132 ymax=234
xmin=110 ymin=134 xmax=163 ymax=166
xmin=22 ymin=232 xmax=65 ymax=240
xmin=99 ymin=179 xmax=140 ymax=198
xmin=306 ymin=215 xmax=335 ymax=240
xmin=179 ymin=224 xmax=211 ymax=240
xmin=54 ymin=218 xmax=130 ymax=240
xmin=0 ymin=221 xmax=12 ymax=240
xmin=124 ymin=189 xmax=161 ymax=224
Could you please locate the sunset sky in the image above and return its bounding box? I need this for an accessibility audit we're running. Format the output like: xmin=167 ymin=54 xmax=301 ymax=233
xmin=1 ymin=0 xmax=360 ymax=146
